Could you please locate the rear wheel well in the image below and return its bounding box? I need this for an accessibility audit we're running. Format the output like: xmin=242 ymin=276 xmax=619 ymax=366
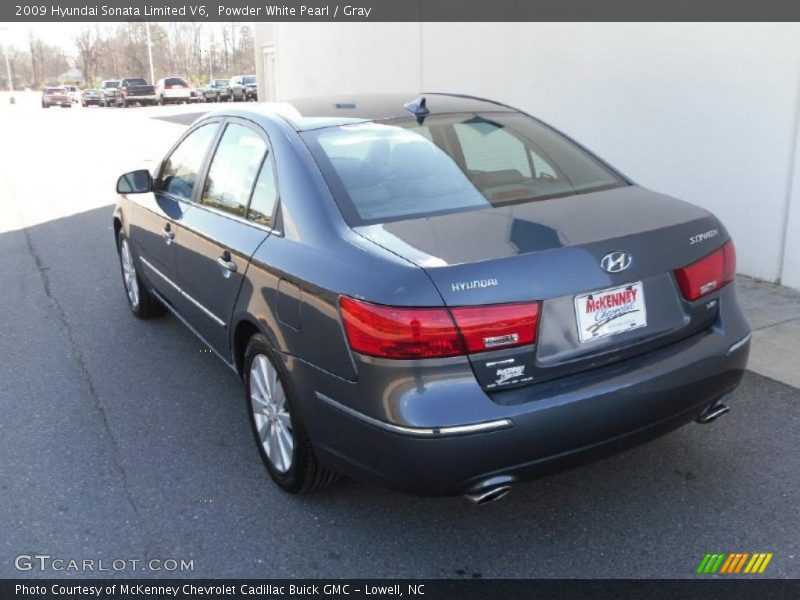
xmin=234 ymin=319 xmax=261 ymax=378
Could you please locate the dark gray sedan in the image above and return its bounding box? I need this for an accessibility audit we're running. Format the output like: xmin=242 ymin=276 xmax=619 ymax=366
xmin=113 ymin=94 xmax=750 ymax=501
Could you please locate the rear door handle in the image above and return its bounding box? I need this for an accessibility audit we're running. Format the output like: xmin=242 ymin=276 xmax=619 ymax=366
xmin=217 ymin=252 xmax=237 ymax=274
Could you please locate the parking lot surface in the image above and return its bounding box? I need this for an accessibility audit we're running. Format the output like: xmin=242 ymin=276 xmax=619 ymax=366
xmin=1 ymin=95 xmax=798 ymax=578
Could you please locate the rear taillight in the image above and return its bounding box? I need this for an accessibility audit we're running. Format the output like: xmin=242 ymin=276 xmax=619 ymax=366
xmin=674 ymin=240 xmax=736 ymax=301
xmin=165 ymin=83 xmax=173 ymax=89
xmin=450 ymin=303 xmax=539 ymax=353
xmin=339 ymin=297 xmax=462 ymax=359
xmin=339 ymin=297 xmax=539 ymax=359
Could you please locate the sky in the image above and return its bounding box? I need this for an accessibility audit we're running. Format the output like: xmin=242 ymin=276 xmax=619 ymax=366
xmin=0 ymin=23 xmax=89 ymax=54
xmin=0 ymin=22 xmax=242 ymax=58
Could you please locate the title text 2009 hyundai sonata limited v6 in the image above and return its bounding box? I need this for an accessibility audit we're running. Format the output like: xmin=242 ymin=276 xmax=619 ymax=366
xmin=113 ymin=93 xmax=750 ymax=502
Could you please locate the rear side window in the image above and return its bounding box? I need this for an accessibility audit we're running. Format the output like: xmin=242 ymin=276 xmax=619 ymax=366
xmin=201 ymin=123 xmax=267 ymax=217
xmin=304 ymin=112 xmax=626 ymax=226
xmin=160 ymin=123 xmax=218 ymax=201
xmin=247 ymin=155 xmax=278 ymax=227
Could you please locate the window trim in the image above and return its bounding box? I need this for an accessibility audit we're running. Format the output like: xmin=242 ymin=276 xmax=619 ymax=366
xmin=186 ymin=116 xmax=282 ymax=235
xmin=198 ymin=121 xmax=267 ymax=220
xmin=155 ymin=117 xmax=224 ymax=203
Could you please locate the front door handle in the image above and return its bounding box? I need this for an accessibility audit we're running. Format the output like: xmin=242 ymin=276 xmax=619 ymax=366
xmin=217 ymin=251 xmax=237 ymax=274
xmin=162 ymin=224 xmax=175 ymax=244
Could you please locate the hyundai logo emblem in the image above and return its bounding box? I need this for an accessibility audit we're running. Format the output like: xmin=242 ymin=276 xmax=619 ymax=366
xmin=600 ymin=251 xmax=632 ymax=273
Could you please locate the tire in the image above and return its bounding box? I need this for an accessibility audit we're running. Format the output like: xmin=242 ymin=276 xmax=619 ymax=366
xmin=244 ymin=335 xmax=338 ymax=494
xmin=117 ymin=231 xmax=164 ymax=319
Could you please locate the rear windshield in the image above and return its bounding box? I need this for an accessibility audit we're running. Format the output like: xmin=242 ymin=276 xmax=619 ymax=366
xmin=102 ymin=81 xmax=119 ymax=88
xmin=124 ymin=78 xmax=147 ymax=86
xmin=303 ymin=112 xmax=627 ymax=226
xmin=165 ymin=77 xmax=187 ymax=85
xmin=45 ymin=88 xmax=64 ymax=94
xmin=243 ymin=76 xmax=257 ymax=84
xmin=214 ymin=79 xmax=229 ymax=86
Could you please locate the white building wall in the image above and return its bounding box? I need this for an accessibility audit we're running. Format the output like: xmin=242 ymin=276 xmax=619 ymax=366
xmin=262 ymin=23 xmax=800 ymax=288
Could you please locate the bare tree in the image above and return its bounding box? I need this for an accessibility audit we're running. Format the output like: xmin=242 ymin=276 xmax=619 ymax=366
xmin=75 ymin=28 xmax=101 ymax=85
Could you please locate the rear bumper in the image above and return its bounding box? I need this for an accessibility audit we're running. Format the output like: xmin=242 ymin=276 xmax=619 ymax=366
xmin=161 ymin=90 xmax=191 ymax=99
xmin=286 ymin=286 xmax=750 ymax=496
xmin=126 ymin=94 xmax=157 ymax=102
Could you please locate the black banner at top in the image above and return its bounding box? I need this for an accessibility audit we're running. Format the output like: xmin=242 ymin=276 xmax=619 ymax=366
xmin=3 ymin=0 xmax=800 ymax=22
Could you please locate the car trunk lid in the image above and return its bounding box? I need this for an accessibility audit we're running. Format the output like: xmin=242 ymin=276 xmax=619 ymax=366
xmin=355 ymin=185 xmax=724 ymax=389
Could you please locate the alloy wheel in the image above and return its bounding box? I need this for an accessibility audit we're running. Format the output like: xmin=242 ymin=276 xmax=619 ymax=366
xmin=120 ymin=239 xmax=140 ymax=308
xmin=249 ymin=354 xmax=293 ymax=473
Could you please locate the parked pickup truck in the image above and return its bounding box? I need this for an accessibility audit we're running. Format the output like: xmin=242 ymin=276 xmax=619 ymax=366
xmin=99 ymin=80 xmax=120 ymax=107
xmin=114 ymin=77 xmax=157 ymax=107
xmin=41 ymin=87 xmax=71 ymax=108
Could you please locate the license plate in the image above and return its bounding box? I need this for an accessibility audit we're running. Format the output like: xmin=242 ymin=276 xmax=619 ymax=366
xmin=574 ymin=282 xmax=647 ymax=343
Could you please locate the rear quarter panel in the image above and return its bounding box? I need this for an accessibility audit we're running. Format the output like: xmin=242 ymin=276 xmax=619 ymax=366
xmin=231 ymin=114 xmax=444 ymax=380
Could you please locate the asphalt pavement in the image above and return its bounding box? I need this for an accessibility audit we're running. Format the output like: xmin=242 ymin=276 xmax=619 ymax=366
xmin=0 ymin=95 xmax=798 ymax=578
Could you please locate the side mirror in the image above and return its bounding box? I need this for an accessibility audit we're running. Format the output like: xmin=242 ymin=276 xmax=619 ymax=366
xmin=117 ymin=170 xmax=152 ymax=194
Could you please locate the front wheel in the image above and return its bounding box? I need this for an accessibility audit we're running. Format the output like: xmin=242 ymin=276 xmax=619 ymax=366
xmin=117 ymin=232 xmax=164 ymax=318
xmin=244 ymin=335 xmax=338 ymax=494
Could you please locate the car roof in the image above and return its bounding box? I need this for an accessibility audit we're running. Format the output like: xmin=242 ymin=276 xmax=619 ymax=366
xmin=232 ymin=93 xmax=516 ymax=131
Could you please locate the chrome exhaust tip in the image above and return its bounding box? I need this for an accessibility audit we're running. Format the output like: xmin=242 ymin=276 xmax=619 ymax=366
xmin=464 ymin=477 xmax=513 ymax=504
xmin=696 ymin=402 xmax=730 ymax=424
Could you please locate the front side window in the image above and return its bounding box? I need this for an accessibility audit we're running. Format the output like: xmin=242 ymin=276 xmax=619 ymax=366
xmin=201 ymin=123 xmax=267 ymax=217
xmin=160 ymin=123 xmax=218 ymax=201
xmin=304 ymin=112 xmax=626 ymax=225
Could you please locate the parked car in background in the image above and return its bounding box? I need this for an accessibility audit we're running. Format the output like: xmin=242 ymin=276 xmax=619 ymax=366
xmin=155 ymin=77 xmax=193 ymax=105
xmin=228 ymin=75 xmax=257 ymax=101
xmin=200 ymin=79 xmax=230 ymax=102
xmin=189 ymin=88 xmax=204 ymax=103
xmin=62 ymin=85 xmax=81 ymax=104
xmin=81 ymin=89 xmax=101 ymax=107
xmin=112 ymin=94 xmax=750 ymax=499
xmin=115 ymin=77 xmax=157 ymax=107
xmin=41 ymin=87 xmax=71 ymax=108
xmin=99 ymin=80 xmax=120 ymax=107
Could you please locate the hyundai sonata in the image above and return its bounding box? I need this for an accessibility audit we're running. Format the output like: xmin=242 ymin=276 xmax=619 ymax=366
xmin=113 ymin=93 xmax=750 ymax=501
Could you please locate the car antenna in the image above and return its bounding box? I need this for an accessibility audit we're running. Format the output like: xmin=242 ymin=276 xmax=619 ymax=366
xmin=403 ymin=95 xmax=430 ymax=124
